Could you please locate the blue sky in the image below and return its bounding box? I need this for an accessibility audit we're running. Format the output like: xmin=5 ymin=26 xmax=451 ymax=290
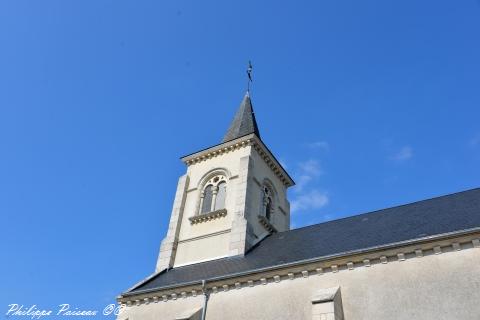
xmin=1 ymin=0 xmax=479 ymax=317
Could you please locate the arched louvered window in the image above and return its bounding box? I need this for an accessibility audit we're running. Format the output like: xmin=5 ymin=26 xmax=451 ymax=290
xmin=263 ymin=185 xmax=273 ymax=221
xmin=198 ymin=174 xmax=227 ymax=215
xmin=214 ymin=181 xmax=226 ymax=211
xmin=265 ymin=197 xmax=272 ymax=220
xmin=201 ymin=185 xmax=213 ymax=214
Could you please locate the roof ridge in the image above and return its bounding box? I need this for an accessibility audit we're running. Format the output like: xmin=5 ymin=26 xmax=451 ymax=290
xmin=283 ymin=187 xmax=480 ymax=234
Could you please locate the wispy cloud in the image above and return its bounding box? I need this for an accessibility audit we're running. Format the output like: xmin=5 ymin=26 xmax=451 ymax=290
xmin=291 ymin=190 xmax=329 ymax=213
xmin=291 ymin=158 xmax=329 ymax=214
xmin=299 ymin=159 xmax=322 ymax=176
xmin=295 ymin=159 xmax=323 ymax=193
xmin=390 ymin=146 xmax=413 ymax=162
xmin=306 ymin=141 xmax=329 ymax=151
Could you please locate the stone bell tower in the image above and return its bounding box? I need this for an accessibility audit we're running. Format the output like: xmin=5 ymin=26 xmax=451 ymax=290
xmin=155 ymin=92 xmax=294 ymax=272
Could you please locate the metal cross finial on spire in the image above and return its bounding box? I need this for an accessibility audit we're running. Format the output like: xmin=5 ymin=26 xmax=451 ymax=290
xmin=246 ymin=60 xmax=253 ymax=92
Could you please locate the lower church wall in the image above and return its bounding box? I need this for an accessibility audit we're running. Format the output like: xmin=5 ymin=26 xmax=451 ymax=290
xmin=119 ymin=246 xmax=480 ymax=320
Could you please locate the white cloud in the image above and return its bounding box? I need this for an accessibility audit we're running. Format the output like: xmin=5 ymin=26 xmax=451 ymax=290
xmin=298 ymin=159 xmax=322 ymax=176
xmin=307 ymin=141 xmax=329 ymax=151
xmin=390 ymin=146 xmax=413 ymax=162
xmin=294 ymin=159 xmax=323 ymax=192
xmin=291 ymin=190 xmax=329 ymax=213
xmin=295 ymin=175 xmax=312 ymax=192
xmin=291 ymin=158 xmax=329 ymax=214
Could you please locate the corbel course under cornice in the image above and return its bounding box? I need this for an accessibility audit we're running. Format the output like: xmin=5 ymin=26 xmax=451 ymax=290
xmin=180 ymin=134 xmax=294 ymax=187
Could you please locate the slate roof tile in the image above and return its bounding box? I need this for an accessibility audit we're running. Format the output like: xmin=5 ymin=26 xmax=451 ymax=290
xmin=223 ymin=93 xmax=260 ymax=142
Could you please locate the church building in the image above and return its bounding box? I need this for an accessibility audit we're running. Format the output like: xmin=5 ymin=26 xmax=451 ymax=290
xmin=117 ymin=92 xmax=480 ymax=320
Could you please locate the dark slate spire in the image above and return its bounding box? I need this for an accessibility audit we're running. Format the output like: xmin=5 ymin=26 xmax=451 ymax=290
xmin=223 ymin=92 xmax=261 ymax=142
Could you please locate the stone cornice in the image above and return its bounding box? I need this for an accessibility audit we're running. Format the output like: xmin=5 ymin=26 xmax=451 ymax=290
xmin=118 ymin=230 xmax=480 ymax=305
xmin=180 ymin=134 xmax=294 ymax=187
xmin=250 ymin=137 xmax=294 ymax=187
xmin=181 ymin=134 xmax=255 ymax=164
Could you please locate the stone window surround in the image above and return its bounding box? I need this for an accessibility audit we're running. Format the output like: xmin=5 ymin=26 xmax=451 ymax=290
xmin=258 ymin=215 xmax=277 ymax=233
xmin=197 ymin=174 xmax=227 ymax=215
xmin=253 ymin=176 xmax=287 ymax=218
xmin=118 ymin=233 xmax=480 ymax=306
xmin=190 ymin=169 xmax=231 ymax=225
xmin=261 ymin=183 xmax=275 ymax=221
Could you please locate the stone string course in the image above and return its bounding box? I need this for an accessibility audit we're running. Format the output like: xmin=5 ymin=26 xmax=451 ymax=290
xmin=119 ymin=238 xmax=480 ymax=307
